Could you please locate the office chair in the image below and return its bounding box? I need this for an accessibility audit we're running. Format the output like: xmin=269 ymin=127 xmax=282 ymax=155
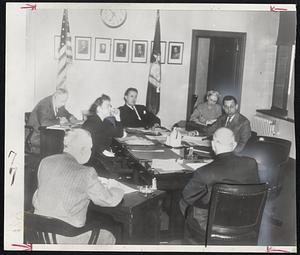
xmin=239 ymin=136 xmax=291 ymax=227
xmin=24 ymin=211 xmax=122 ymax=244
xmin=184 ymin=183 xmax=268 ymax=245
xmin=239 ymin=136 xmax=291 ymax=196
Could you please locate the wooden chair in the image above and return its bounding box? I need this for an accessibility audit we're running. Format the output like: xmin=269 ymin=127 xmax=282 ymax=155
xmin=24 ymin=211 xmax=121 ymax=244
xmin=184 ymin=183 xmax=268 ymax=245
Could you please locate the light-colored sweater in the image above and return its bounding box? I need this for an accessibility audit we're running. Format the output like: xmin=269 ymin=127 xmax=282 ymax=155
xmin=32 ymin=153 xmax=124 ymax=227
xmin=190 ymin=102 xmax=222 ymax=125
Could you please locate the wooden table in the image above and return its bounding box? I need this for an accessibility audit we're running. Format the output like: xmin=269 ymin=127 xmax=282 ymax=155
xmin=112 ymin=133 xmax=213 ymax=240
xmin=89 ymin=189 xmax=166 ymax=244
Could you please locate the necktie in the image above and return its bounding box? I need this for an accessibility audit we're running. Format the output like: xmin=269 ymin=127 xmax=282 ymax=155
xmin=225 ymin=116 xmax=231 ymax=127
xmin=132 ymin=106 xmax=142 ymax=120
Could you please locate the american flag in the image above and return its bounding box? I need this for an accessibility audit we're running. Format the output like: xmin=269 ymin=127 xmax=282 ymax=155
xmin=56 ymin=9 xmax=73 ymax=90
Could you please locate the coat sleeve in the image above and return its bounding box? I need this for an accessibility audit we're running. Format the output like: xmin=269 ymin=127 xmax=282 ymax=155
xmin=103 ymin=118 xmax=124 ymax=138
xmin=37 ymin=105 xmax=60 ymax=126
xmin=86 ymin=168 xmax=124 ymax=207
xmin=234 ymin=119 xmax=251 ymax=153
xmin=180 ymin=168 xmax=209 ymax=216
xmin=143 ymin=106 xmax=161 ymax=126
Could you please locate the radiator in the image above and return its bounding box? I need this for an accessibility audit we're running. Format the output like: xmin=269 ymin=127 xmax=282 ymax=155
xmin=251 ymin=115 xmax=276 ymax=136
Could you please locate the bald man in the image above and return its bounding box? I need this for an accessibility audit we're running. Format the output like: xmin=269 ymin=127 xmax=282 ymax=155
xmin=179 ymin=128 xmax=259 ymax=237
xmin=32 ymin=129 xmax=124 ymax=244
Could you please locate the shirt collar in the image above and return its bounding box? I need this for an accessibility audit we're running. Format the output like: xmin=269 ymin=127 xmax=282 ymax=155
xmin=126 ymin=103 xmax=135 ymax=110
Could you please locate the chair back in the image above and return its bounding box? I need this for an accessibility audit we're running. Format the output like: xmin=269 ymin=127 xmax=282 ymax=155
xmin=239 ymin=136 xmax=291 ymax=190
xmin=206 ymin=183 xmax=268 ymax=245
xmin=24 ymin=211 xmax=100 ymax=244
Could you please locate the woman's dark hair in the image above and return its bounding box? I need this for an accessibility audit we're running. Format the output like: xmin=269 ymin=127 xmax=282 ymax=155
xmin=89 ymin=94 xmax=111 ymax=114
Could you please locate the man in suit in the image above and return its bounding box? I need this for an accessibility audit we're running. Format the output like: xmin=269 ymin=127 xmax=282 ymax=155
xmin=32 ymin=129 xmax=124 ymax=244
xmin=205 ymin=95 xmax=251 ymax=152
xmin=28 ymin=88 xmax=77 ymax=149
xmin=179 ymin=127 xmax=259 ymax=238
xmin=119 ymin=87 xmax=161 ymax=128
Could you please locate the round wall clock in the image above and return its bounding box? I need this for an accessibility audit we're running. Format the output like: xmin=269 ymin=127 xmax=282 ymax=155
xmin=100 ymin=9 xmax=127 ymax=28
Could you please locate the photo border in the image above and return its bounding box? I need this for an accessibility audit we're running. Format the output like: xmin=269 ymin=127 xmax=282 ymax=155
xmin=113 ymin=39 xmax=130 ymax=63
xmin=167 ymin=41 xmax=184 ymax=65
xmin=131 ymin=40 xmax=148 ymax=63
xmin=94 ymin=37 xmax=111 ymax=62
xmin=74 ymin=36 xmax=92 ymax=61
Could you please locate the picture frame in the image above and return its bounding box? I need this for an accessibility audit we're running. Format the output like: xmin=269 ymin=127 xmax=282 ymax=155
xmin=94 ymin=37 xmax=111 ymax=62
xmin=132 ymin=40 xmax=148 ymax=63
xmin=75 ymin=36 xmax=92 ymax=61
xmin=151 ymin=41 xmax=167 ymax=64
xmin=167 ymin=41 xmax=184 ymax=65
xmin=54 ymin=35 xmax=60 ymax=59
xmin=113 ymin=39 xmax=130 ymax=62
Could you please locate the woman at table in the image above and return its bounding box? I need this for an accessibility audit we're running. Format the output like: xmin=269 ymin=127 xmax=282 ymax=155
xmin=190 ymin=90 xmax=222 ymax=126
xmin=82 ymin=94 xmax=125 ymax=177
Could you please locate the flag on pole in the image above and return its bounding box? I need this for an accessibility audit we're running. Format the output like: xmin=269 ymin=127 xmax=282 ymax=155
xmin=56 ymin=9 xmax=73 ymax=90
xmin=146 ymin=10 xmax=161 ymax=115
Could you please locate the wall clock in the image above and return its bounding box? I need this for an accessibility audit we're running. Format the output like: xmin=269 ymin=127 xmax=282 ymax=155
xmin=100 ymin=9 xmax=127 ymax=28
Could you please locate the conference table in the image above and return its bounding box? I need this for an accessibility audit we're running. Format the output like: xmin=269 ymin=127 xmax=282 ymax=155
xmin=39 ymin=125 xmax=214 ymax=242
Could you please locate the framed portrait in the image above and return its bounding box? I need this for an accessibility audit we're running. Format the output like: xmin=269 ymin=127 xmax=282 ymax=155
xmin=75 ymin=36 xmax=92 ymax=60
xmin=132 ymin=40 xmax=148 ymax=63
xmin=94 ymin=38 xmax=111 ymax=61
xmin=113 ymin=39 xmax=130 ymax=62
xmin=167 ymin=42 xmax=184 ymax=64
xmin=54 ymin=35 xmax=60 ymax=59
xmin=151 ymin=41 xmax=167 ymax=64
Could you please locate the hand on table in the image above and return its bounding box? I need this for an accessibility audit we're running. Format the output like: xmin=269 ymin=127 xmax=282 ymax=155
xmin=59 ymin=117 xmax=69 ymax=125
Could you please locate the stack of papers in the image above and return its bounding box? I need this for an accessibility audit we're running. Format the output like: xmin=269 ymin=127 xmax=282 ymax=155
xmin=182 ymin=135 xmax=211 ymax=147
xmin=119 ymin=135 xmax=155 ymax=145
xmin=98 ymin=177 xmax=137 ymax=194
xmin=151 ymin=159 xmax=186 ymax=173
xmin=186 ymin=160 xmax=213 ymax=170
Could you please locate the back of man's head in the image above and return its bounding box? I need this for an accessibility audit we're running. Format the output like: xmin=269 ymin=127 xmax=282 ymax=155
xmin=64 ymin=128 xmax=92 ymax=164
xmin=212 ymin=127 xmax=237 ymax=155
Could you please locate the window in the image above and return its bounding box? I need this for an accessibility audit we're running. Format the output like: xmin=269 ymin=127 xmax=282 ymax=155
xmin=271 ymin=45 xmax=293 ymax=116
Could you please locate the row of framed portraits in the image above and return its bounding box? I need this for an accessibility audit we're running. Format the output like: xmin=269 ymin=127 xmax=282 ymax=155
xmin=54 ymin=36 xmax=184 ymax=65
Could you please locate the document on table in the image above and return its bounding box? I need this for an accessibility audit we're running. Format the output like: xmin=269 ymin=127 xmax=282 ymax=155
xmin=119 ymin=135 xmax=155 ymax=145
xmin=185 ymin=159 xmax=213 ymax=170
xmin=151 ymin=159 xmax=186 ymax=173
xmin=182 ymin=135 xmax=211 ymax=147
xmin=46 ymin=121 xmax=84 ymax=131
xmin=98 ymin=177 xmax=137 ymax=194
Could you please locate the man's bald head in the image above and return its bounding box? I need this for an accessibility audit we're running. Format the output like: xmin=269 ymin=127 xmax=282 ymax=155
xmin=212 ymin=127 xmax=237 ymax=154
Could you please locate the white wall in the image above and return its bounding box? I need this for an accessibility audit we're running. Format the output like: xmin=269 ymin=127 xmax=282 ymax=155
xmin=26 ymin=9 xmax=280 ymax=126
xmin=26 ymin=9 xmax=296 ymax=157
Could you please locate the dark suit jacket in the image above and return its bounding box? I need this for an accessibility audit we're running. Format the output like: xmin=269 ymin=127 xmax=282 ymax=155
xmin=180 ymin=152 xmax=259 ymax=217
xmin=82 ymin=114 xmax=123 ymax=155
xmin=206 ymin=113 xmax=251 ymax=152
xmin=119 ymin=104 xmax=161 ymax=128
xmin=28 ymin=95 xmax=72 ymax=146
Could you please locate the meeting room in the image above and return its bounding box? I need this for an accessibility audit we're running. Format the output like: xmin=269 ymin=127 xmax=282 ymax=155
xmin=6 ymin=3 xmax=296 ymax=252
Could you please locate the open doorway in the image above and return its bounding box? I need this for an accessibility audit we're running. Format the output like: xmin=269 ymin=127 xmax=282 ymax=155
xmin=186 ymin=30 xmax=246 ymax=120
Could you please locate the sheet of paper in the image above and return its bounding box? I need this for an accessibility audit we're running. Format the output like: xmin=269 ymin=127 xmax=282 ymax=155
xmin=46 ymin=125 xmax=70 ymax=131
xmin=151 ymin=158 xmax=186 ymax=172
xmin=121 ymin=136 xmax=155 ymax=145
xmin=186 ymin=160 xmax=213 ymax=170
xmin=182 ymin=135 xmax=211 ymax=147
xmin=98 ymin=177 xmax=137 ymax=194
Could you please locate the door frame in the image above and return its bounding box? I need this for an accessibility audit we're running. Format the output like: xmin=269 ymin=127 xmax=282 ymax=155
xmin=186 ymin=30 xmax=247 ymax=120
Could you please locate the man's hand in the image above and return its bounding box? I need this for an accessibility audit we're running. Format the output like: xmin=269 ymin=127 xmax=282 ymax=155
xmin=111 ymin=108 xmax=121 ymax=122
xmin=59 ymin=117 xmax=69 ymax=125
xmin=152 ymin=123 xmax=160 ymax=129
xmin=69 ymin=115 xmax=78 ymax=124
